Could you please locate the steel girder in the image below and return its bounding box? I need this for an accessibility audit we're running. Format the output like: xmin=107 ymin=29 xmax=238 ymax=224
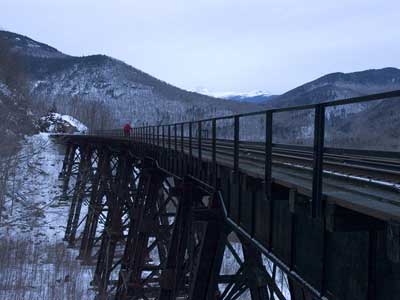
xmin=60 ymin=143 xmax=311 ymax=300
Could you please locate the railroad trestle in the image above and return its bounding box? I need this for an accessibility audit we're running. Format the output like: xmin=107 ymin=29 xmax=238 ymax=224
xmin=56 ymin=91 xmax=400 ymax=300
xmin=58 ymin=141 xmax=314 ymax=300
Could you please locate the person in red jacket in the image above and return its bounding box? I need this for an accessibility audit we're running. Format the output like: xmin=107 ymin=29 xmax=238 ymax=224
xmin=123 ymin=121 xmax=132 ymax=137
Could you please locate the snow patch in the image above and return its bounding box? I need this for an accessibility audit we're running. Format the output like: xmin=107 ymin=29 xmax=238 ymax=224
xmin=0 ymin=82 xmax=12 ymax=97
xmin=59 ymin=114 xmax=88 ymax=132
xmin=39 ymin=113 xmax=87 ymax=133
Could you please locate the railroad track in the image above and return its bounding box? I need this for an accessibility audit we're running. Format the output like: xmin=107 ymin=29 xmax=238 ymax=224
xmin=59 ymin=133 xmax=400 ymax=193
xmin=150 ymin=137 xmax=400 ymax=187
xmin=54 ymin=132 xmax=400 ymax=220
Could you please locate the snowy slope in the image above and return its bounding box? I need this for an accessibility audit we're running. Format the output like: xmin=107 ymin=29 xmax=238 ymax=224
xmin=0 ymin=121 xmax=94 ymax=299
xmin=1 ymin=133 xmax=68 ymax=241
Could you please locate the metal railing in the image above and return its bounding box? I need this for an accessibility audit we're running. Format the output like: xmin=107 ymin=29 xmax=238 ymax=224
xmin=91 ymin=90 xmax=400 ymax=218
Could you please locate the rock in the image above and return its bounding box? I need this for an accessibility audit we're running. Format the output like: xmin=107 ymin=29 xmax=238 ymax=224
xmin=38 ymin=113 xmax=87 ymax=134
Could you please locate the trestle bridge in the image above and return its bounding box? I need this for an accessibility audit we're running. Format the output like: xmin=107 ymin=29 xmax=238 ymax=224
xmin=54 ymin=91 xmax=400 ymax=300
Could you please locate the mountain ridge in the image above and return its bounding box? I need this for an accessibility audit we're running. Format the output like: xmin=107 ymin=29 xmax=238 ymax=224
xmin=262 ymin=67 xmax=400 ymax=108
xmin=0 ymin=30 xmax=260 ymax=129
xmin=0 ymin=30 xmax=399 ymax=150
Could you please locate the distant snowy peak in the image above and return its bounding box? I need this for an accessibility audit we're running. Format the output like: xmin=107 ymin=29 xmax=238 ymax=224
xmin=38 ymin=113 xmax=87 ymax=133
xmin=192 ymin=87 xmax=273 ymax=103
xmin=216 ymin=90 xmax=271 ymax=99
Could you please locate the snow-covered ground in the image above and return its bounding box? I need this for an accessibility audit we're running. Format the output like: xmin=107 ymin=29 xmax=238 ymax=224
xmin=1 ymin=133 xmax=67 ymax=241
xmin=0 ymin=133 xmax=94 ymax=300
xmin=0 ymin=131 xmax=289 ymax=300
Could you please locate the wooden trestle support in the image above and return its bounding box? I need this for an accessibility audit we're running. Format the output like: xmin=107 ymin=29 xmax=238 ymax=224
xmin=59 ymin=143 xmax=305 ymax=300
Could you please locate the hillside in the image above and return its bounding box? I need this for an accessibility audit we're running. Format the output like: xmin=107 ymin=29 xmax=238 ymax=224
xmin=1 ymin=30 xmax=399 ymax=150
xmin=259 ymin=68 xmax=400 ymax=150
xmin=0 ymin=30 xmax=259 ymax=129
xmin=263 ymin=68 xmax=400 ymax=108
xmin=0 ymin=34 xmax=37 ymax=154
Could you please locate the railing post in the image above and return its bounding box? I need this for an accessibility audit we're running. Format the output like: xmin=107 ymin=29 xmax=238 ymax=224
xmin=233 ymin=116 xmax=239 ymax=171
xmin=135 ymin=127 xmax=137 ymax=142
xmin=265 ymin=111 xmax=273 ymax=196
xmin=152 ymin=126 xmax=155 ymax=146
xmin=157 ymin=125 xmax=160 ymax=147
xmin=181 ymin=123 xmax=184 ymax=176
xmin=162 ymin=125 xmax=166 ymax=168
xmin=189 ymin=122 xmax=193 ymax=174
xmin=141 ymin=127 xmax=144 ymax=153
xmin=162 ymin=125 xmax=165 ymax=148
xmin=168 ymin=125 xmax=171 ymax=170
xmin=174 ymin=124 xmax=178 ymax=152
xmin=198 ymin=121 xmax=202 ymax=179
xmin=212 ymin=118 xmax=217 ymax=187
xmin=312 ymin=104 xmax=325 ymax=218
xmin=229 ymin=115 xmax=240 ymax=222
xmin=265 ymin=111 xmax=273 ymax=246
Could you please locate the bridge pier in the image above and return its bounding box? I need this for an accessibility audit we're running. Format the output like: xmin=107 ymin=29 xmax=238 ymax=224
xmin=59 ymin=144 xmax=77 ymax=203
xmin=79 ymin=149 xmax=109 ymax=263
xmin=92 ymin=153 xmax=133 ymax=297
xmin=116 ymin=160 xmax=166 ymax=299
xmin=64 ymin=145 xmax=91 ymax=243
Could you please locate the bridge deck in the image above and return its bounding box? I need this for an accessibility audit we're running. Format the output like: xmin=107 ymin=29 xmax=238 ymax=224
xmin=54 ymin=134 xmax=400 ymax=222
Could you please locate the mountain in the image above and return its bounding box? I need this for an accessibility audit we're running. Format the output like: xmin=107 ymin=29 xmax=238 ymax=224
xmin=263 ymin=68 xmax=400 ymax=108
xmin=192 ymin=88 xmax=276 ymax=103
xmin=0 ymin=30 xmax=260 ymax=130
xmin=261 ymin=68 xmax=400 ymax=150
xmin=1 ymin=30 xmax=399 ymax=150
xmin=0 ymin=34 xmax=37 ymax=153
xmin=224 ymin=92 xmax=277 ymax=103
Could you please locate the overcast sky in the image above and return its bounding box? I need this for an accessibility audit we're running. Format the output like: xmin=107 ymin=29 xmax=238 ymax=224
xmin=1 ymin=0 xmax=399 ymax=94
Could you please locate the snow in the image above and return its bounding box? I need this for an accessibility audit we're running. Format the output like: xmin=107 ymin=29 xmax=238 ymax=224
xmin=39 ymin=113 xmax=88 ymax=133
xmin=1 ymin=133 xmax=69 ymax=241
xmin=192 ymin=87 xmax=271 ymax=99
xmin=59 ymin=114 xmax=88 ymax=132
xmin=33 ymin=80 xmax=47 ymax=89
xmin=0 ymin=82 xmax=12 ymax=97
xmin=28 ymin=42 xmax=40 ymax=48
xmin=0 ymin=133 xmax=94 ymax=300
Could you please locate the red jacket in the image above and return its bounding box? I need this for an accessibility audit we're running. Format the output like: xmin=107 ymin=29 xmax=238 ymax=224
xmin=123 ymin=123 xmax=132 ymax=132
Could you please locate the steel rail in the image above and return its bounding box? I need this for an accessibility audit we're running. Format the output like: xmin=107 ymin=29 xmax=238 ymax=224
xmin=139 ymin=137 xmax=400 ymax=184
